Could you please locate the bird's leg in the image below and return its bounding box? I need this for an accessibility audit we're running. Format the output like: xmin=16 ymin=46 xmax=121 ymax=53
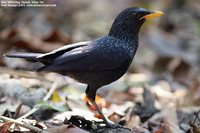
xmin=86 ymin=86 xmax=125 ymax=129
xmin=86 ymin=86 xmax=111 ymax=126
xmin=89 ymin=99 xmax=109 ymax=125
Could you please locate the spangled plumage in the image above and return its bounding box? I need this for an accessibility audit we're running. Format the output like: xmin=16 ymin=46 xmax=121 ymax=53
xmin=39 ymin=36 xmax=133 ymax=71
xmin=5 ymin=7 xmax=163 ymax=126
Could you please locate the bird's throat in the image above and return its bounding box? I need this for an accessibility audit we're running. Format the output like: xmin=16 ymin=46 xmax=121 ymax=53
xmin=108 ymin=21 xmax=143 ymax=42
xmin=109 ymin=28 xmax=139 ymax=43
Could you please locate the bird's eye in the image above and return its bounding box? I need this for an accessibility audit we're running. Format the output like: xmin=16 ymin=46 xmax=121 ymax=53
xmin=132 ymin=13 xmax=136 ymax=17
xmin=135 ymin=13 xmax=140 ymax=18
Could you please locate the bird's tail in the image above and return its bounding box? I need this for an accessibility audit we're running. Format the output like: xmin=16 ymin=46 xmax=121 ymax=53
xmin=4 ymin=52 xmax=43 ymax=61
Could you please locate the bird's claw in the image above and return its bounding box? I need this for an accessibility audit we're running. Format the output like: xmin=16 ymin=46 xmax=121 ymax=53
xmin=106 ymin=122 xmax=124 ymax=129
xmin=96 ymin=121 xmax=125 ymax=129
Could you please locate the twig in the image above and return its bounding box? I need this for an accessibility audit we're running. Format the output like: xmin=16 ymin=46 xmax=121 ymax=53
xmin=17 ymin=82 xmax=57 ymax=120
xmin=0 ymin=66 xmax=45 ymax=81
xmin=0 ymin=115 xmax=50 ymax=133
xmin=192 ymin=110 xmax=200 ymax=125
xmin=43 ymin=82 xmax=57 ymax=101
xmin=17 ymin=107 xmax=39 ymax=120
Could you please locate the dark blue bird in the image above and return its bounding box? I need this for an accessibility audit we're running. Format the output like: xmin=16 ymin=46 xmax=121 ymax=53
xmin=5 ymin=7 xmax=163 ymax=126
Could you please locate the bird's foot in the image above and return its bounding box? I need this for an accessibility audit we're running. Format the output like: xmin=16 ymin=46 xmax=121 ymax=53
xmin=106 ymin=122 xmax=127 ymax=129
xmin=106 ymin=122 xmax=120 ymax=128
xmin=95 ymin=120 xmax=127 ymax=129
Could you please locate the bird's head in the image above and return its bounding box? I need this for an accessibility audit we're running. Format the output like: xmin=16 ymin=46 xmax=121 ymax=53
xmin=109 ymin=7 xmax=164 ymax=40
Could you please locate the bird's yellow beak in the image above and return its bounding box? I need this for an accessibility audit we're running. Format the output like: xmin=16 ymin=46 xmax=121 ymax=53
xmin=140 ymin=11 xmax=164 ymax=20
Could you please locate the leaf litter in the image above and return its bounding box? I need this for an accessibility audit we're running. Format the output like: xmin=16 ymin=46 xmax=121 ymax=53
xmin=0 ymin=0 xmax=200 ymax=132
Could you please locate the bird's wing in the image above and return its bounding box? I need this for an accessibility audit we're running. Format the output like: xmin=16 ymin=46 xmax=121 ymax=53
xmin=87 ymin=46 xmax=130 ymax=71
xmin=36 ymin=41 xmax=91 ymax=64
xmin=40 ymin=43 xmax=130 ymax=72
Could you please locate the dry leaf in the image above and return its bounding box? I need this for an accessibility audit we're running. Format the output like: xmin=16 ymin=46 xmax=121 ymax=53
xmin=51 ymin=91 xmax=62 ymax=103
xmin=84 ymin=94 xmax=108 ymax=111
xmin=43 ymin=30 xmax=72 ymax=44
xmin=0 ymin=122 xmax=14 ymax=133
